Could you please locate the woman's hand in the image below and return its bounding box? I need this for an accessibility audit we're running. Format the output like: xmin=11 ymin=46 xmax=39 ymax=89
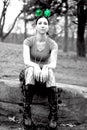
xmin=40 ymin=65 xmax=49 ymax=83
xmin=34 ymin=64 xmax=41 ymax=82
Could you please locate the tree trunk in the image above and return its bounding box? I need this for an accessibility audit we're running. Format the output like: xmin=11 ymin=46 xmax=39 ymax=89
xmin=63 ymin=15 xmax=68 ymax=52
xmin=77 ymin=16 xmax=86 ymax=57
xmin=76 ymin=1 xmax=87 ymax=57
xmin=23 ymin=9 xmax=27 ymax=38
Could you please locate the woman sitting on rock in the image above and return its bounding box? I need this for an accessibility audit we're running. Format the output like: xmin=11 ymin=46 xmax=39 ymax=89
xmin=21 ymin=9 xmax=58 ymax=129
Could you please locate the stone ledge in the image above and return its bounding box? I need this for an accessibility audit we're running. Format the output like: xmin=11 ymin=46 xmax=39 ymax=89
xmin=0 ymin=79 xmax=87 ymax=97
xmin=0 ymin=79 xmax=87 ymax=124
xmin=0 ymin=78 xmax=87 ymax=92
xmin=56 ymin=82 xmax=87 ymax=98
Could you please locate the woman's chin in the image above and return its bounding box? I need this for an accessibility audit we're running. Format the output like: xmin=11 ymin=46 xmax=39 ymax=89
xmin=40 ymin=31 xmax=46 ymax=35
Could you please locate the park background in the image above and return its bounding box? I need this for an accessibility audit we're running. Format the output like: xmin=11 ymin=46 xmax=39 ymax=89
xmin=0 ymin=0 xmax=87 ymax=130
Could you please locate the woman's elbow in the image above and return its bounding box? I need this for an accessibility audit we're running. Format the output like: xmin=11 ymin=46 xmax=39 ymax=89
xmin=24 ymin=59 xmax=29 ymax=66
xmin=51 ymin=62 xmax=56 ymax=69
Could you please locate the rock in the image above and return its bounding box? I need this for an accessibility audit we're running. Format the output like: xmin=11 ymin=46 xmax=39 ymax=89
xmin=0 ymin=79 xmax=87 ymax=125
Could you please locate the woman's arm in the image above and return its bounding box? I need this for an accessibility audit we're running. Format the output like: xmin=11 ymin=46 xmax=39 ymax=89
xmin=23 ymin=42 xmax=41 ymax=81
xmin=23 ymin=43 xmax=38 ymax=68
xmin=44 ymin=41 xmax=58 ymax=69
xmin=40 ymin=41 xmax=58 ymax=82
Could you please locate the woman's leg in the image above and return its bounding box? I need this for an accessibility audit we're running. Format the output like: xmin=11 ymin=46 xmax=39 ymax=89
xmin=23 ymin=84 xmax=35 ymax=127
xmin=22 ymin=67 xmax=35 ymax=128
xmin=47 ymin=69 xmax=58 ymax=128
xmin=48 ymin=87 xmax=58 ymax=128
xmin=25 ymin=67 xmax=35 ymax=85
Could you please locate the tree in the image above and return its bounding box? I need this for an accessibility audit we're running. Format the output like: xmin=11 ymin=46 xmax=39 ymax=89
xmin=69 ymin=0 xmax=87 ymax=57
xmin=0 ymin=0 xmax=87 ymax=57
xmin=76 ymin=0 xmax=87 ymax=57
xmin=62 ymin=0 xmax=69 ymax=52
xmin=0 ymin=0 xmax=10 ymax=40
xmin=0 ymin=0 xmax=68 ymax=41
xmin=0 ymin=0 xmax=23 ymax=41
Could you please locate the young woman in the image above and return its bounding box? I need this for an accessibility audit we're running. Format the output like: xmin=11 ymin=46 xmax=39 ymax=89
xmin=22 ymin=15 xmax=58 ymax=129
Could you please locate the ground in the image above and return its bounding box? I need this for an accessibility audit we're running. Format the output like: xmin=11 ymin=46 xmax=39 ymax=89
xmin=0 ymin=42 xmax=87 ymax=130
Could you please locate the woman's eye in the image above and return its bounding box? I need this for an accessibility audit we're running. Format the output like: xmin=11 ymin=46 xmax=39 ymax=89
xmin=38 ymin=22 xmax=48 ymax=25
xmin=44 ymin=22 xmax=48 ymax=25
xmin=38 ymin=22 xmax=42 ymax=25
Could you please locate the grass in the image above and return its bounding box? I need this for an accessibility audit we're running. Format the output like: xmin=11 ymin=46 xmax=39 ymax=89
xmin=0 ymin=42 xmax=87 ymax=87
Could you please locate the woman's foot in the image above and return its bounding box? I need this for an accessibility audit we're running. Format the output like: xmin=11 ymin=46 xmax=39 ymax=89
xmin=24 ymin=117 xmax=32 ymax=126
xmin=48 ymin=116 xmax=57 ymax=129
xmin=23 ymin=117 xmax=32 ymax=129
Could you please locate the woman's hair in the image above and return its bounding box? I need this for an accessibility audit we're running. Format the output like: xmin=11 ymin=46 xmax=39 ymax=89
xmin=35 ymin=16 xmax=50 ymax=25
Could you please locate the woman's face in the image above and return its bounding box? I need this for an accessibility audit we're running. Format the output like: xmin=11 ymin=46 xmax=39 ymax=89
xmin=36 ymin=17 xmax=49 ymax=34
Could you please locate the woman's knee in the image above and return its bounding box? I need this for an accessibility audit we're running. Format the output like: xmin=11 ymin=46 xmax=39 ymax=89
xmin=25 ymin=67 xmax=34 ymax=76
xmin=25 ymin=67 xmax=35 ymax=85
xmin=46 ymin=68 xmax=56 ymax=87
xmin=48 ymin=69 xmax=54 ymax=75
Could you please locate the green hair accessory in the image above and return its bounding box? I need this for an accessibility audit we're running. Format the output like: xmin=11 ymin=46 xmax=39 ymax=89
xmin=44 ymin=9 xmax=51 ymax=17
xmin=35 ymin=9 xmax=51 ymax=17
xmin=35 ymin=9 xmax=43 ymax=17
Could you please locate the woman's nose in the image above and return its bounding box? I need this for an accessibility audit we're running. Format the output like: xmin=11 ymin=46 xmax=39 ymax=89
xmin=41 ymin=23 xmax=45 ymax=26
xmin=41 ymin=24 xmax=45 ymax=28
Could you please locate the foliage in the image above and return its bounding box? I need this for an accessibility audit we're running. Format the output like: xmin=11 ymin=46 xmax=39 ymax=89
xmin=22 ymin=0 xmax=68 ymax=20
xmin=0 ymin=0 xmax=87 ymax=41
xmin=21 ymin=0 xmax=87 ymax=25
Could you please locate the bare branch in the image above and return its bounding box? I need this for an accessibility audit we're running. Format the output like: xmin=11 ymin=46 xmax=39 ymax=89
xmin=2 ymin=11 xmax=22 ymax=40
xmin=0 ymin=0 xmax=9 ymax=31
